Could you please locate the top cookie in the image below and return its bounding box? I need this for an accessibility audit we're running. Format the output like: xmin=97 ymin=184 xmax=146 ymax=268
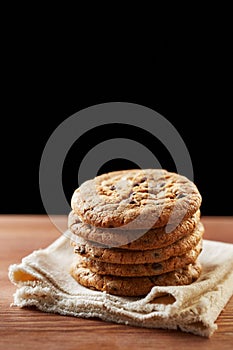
xmin=71 ymin=169 xmax=202 ymax=229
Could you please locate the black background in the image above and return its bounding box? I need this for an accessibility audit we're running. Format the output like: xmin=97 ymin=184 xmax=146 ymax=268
xmin=1 ymin=16 xmax=232 ymax=216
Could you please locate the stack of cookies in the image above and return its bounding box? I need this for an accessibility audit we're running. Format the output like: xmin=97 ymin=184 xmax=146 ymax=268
xmin=69 ymin=169 xmax=204 ymax=297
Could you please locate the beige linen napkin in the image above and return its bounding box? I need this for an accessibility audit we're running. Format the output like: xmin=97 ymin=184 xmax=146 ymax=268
xmin=8 ymin=234 xmax=233 ymax=338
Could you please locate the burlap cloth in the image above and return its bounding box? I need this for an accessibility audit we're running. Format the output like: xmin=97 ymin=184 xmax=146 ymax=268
xmin=8 ymin=234 xmax=233 ymax=337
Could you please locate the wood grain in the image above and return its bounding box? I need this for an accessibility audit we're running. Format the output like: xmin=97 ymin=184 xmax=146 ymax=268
xmin=0 ymin=215 xmax=232 ymax=350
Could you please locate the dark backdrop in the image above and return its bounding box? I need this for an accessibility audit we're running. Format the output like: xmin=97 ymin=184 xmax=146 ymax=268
xmin=1 ymin=26 xmax=232 ymax=216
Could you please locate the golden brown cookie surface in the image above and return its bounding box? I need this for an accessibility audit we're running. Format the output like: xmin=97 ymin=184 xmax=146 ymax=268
xmin=71 ymin=169 xmax=202 ymax=229
xmin=68 ymin=210 xmax=201 ymax=249
xmin=72 ymin=222 xmax=204 ymax=264
xmin=74 ymin=241 xmax=202 ymax=277
xmin=70 ymin=262 xmax=202 ymax=297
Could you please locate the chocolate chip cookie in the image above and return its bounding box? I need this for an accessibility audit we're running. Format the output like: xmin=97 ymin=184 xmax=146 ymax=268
xmin=74 ymin=240 xmax=202 ymax=277
xmin=70 ymin=262 xmax=202 ymax=296
xmin=71 ymin=169 xmax=202 ymax=229
xmin=72 ymin=222 xmax=204 ymax=264
xmin=68 ymin=210 xmax=200 ymax=249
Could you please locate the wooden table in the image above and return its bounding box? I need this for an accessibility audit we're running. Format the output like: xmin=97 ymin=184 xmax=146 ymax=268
xmin=0 ymin=216 xmax=232 ymax=350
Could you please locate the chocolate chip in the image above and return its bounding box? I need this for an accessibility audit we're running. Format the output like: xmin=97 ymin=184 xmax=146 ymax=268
xmin=152 ymin=263 xmax=161 ymax=270
xmin=133 ymin=183 xmax=139 ymax=186
xmin=140 ymin=177 xmax=147 ymax=183
xmin=129 ymin=200 xmax=136 ymax=204
xmin=75 ymin=245 xmax=86 ymax=254
xmin=149 ymin=277 xmax=155 ymax=283
xmin=176 ymin=193 xmax=186 ymax=199
xmin=110 ymin=185 xmax=116 ymax=190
